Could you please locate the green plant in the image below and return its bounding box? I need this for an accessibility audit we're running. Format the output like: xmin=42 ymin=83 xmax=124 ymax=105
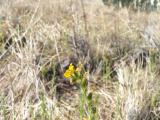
xmin=64 ymin=63 xmax=98 ymax=120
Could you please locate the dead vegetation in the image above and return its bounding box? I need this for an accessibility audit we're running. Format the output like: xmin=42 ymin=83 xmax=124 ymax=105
xmin=0 ymin=0 xmax=160 ymax=120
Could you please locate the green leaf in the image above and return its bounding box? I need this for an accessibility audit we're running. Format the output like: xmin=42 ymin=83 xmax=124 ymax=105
xmin=87 ymin=92 xmax=93 ymax=101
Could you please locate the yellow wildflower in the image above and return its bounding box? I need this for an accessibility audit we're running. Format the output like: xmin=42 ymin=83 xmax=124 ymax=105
xmin=68 ymin=63 xmax=75 ymax=72
xmin=64 ymin=63 xmax=75 ymax=78
xmin=64 ymin=69 xmax=72 ymax=78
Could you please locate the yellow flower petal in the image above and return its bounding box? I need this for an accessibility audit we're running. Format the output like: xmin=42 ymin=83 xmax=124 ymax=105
xmin=64 ymin=63 xmax=76 ymax=79
xmin=69 ymin=63 xmax=75 ymax=72
xmin=64 ymin=70 xmax=71 ymax=78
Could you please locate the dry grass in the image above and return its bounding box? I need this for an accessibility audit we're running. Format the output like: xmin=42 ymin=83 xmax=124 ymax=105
xmin=0 ymin=0 xmax=160 ymax=120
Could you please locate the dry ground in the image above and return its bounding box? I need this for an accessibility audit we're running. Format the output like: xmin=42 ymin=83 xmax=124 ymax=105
xmin=0 ymin=0 xmax=160 ymax=120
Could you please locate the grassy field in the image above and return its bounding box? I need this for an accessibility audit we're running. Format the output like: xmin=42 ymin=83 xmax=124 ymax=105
xmin=0 ymin=0 xmax=160 ymax=120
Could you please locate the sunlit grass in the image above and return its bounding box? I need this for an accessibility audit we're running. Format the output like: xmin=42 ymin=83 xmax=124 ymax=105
xmin=0 ymin=0 xmax=160 ymax=120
